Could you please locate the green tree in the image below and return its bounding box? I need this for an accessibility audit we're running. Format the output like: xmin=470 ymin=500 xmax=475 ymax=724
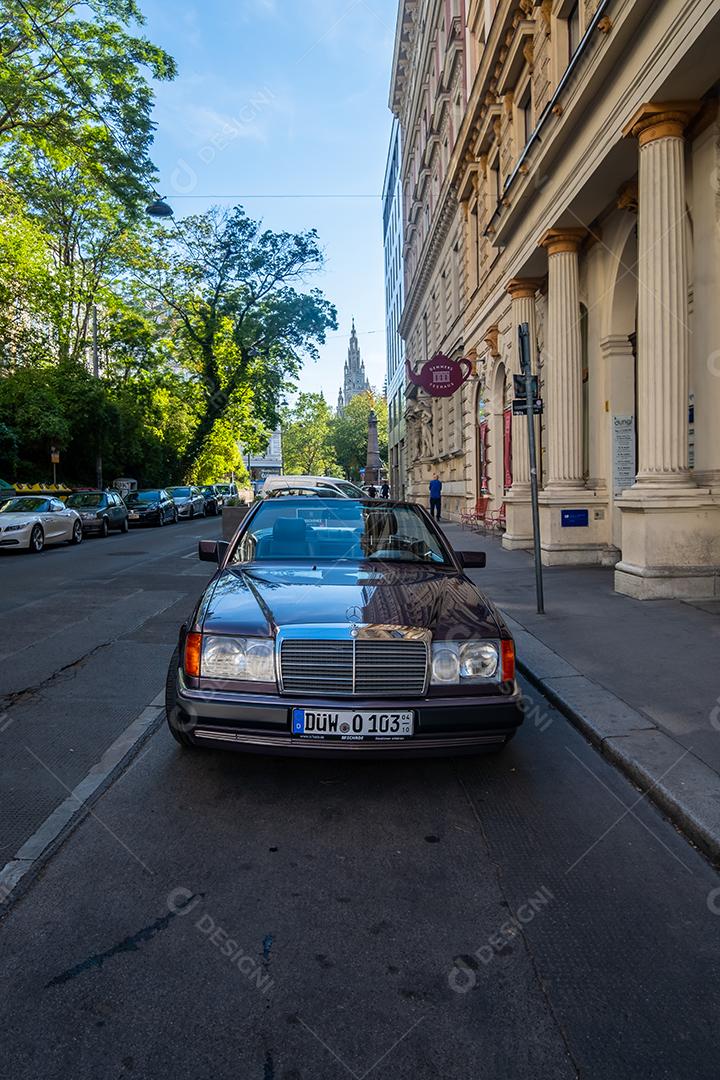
xmin=0 ymin=0 xmax=176 ymax=200
xmin=132 ymin=205 xmax=337 ymax=476
xmin=281 ymin=392 xmax=340 ymax=475
xmin=332 ymin=391 xmax=388 ymax=481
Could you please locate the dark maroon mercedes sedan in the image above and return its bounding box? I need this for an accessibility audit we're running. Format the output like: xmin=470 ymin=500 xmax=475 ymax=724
xmin=166 ymin=498 xmax=522 ymax=757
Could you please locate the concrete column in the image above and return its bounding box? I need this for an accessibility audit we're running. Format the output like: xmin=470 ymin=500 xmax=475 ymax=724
xmin=623 ymin=102 xmax=696 ymax=488
xmin=614 ymin=102 xmax=720 ymax=599
xmin=506 ymin=279 xmax=542 ymax=490
xmin=539 ymin=229 xmax=586 ymax=489
xmin=502 ymin=278 xmax=542 ymax=550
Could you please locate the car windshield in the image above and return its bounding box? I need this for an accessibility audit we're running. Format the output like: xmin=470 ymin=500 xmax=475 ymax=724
xmin=168 ymin=487 xmax=191 ymax=497
xmin=66 ymin=493 xmax=103 ymax=508
xmin=215 ymin=484 xmax=232 ymax=494
xmin=201 ymin=486 xmax=215 ymax=494
xmin=126 ymin=490 xmax=160 ymax=505
xmin=231 ymin=499 xmax=450 ymax=565
xmin=0 ymin=497 xmax=49 ymax=513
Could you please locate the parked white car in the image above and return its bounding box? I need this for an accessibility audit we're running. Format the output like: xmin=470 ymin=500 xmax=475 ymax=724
xmin=167 ymin=486 xmax=206 ymax=519
xmin=261 ymin=475 xmax=365 ymax=499
xmin=0 ymin=496 xmax=83 ymax=553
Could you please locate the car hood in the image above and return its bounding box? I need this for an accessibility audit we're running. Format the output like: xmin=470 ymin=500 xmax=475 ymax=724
xmin=200 ymin=564 xmax=502 ymax=640
xmin=0 ymin=514 xmax=37 ymax=526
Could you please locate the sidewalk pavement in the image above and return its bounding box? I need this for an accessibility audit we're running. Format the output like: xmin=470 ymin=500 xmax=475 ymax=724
xmin=442 ymin=522 xmax=720 ymax=863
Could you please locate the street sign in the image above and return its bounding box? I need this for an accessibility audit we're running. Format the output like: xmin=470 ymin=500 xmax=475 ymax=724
xmin=561 ymin=509 xmax=589 ymax=528
xmin=518 ymin=323 xmax=544 ymax=615
xmin=513 ymin=374 xmax=538 ymax=399
xmin=406 ymin=354 xmax=473 ymax=397
xmin=512 ymin=398 xmax=543 ymax=416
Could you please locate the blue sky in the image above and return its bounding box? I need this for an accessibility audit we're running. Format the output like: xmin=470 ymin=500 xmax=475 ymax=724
xmin=141 ymin=0 xmax=397 ymax=401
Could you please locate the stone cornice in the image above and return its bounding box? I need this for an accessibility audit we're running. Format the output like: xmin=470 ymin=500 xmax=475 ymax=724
xmin=399 ymin=177 xmax=462 ymax=338
xmin=389 ymin=1 xmax=419 ymax=116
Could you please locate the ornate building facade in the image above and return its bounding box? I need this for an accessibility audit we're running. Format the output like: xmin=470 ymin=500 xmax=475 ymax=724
xmin=390 ymin=0 xmax=720 ymax=598
xmin=337 ymin=321 xmax=371 ymax=413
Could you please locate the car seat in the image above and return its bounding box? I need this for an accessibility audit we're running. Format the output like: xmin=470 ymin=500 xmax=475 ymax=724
xmin=255 ymin=517 xmax=311 ymax=559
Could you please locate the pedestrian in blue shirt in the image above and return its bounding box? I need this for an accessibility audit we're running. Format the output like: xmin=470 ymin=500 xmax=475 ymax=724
xmin=429 ymin=474 xmax=442 ymax=521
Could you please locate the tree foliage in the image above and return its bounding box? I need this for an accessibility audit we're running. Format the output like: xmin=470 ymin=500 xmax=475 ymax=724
xmin=332 ymin=391 xmax=388 ymax=481
xmin=0 ymin=0 xmax=176 ymax=200
xmin=0 ymin=4 xmax=337 ymax=487
xmin=281 ymin=393 xmax=340 ymax=476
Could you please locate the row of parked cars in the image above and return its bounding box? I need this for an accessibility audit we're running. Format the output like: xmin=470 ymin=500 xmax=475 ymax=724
xmin=0 ymin=483 xmax=238 ymax=555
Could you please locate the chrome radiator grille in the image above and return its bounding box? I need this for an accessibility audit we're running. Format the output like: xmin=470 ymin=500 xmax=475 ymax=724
xmin=279 ymin=637 xmax=428 ymax=697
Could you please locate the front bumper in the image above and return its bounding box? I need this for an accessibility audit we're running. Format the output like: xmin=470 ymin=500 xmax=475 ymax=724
xmin=174 ymin=674 xmax=523 ymax=757
xmin=128 ymin=511 xmax=161 ymax=525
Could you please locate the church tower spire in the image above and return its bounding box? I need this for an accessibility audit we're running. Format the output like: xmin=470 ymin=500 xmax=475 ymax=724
xmin=341 ymin=320 xmax=370 ymax=410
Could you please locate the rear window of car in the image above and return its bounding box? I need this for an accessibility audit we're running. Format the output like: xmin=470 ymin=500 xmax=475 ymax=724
xmin=66 ymin=494 xmax=104 ymax=508
xmin=127 ymin=490 xmax=160 ymax=504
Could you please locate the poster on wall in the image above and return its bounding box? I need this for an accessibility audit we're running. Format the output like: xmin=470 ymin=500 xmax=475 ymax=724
xmin=612 ymin=414 xmax=636 ymax=498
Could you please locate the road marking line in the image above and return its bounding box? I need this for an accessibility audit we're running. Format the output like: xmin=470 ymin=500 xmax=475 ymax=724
xmin=0 ymin=694 xmax=165 ymax=910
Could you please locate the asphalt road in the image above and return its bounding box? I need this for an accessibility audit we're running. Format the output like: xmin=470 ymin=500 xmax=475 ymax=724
xmin=0 ymin=515 xmax=219 ymax=862
xmin=1 ymin=525 xmax=719 ymax=1079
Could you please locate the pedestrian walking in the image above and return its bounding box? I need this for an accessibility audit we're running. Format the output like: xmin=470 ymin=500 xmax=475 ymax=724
xmin=381 ymin=481 xmax=390 ymax=499
xmin=429 ymin=474 xmax=442 ymax=521
xmin=367 ymin=483 xmax=377 ymax=499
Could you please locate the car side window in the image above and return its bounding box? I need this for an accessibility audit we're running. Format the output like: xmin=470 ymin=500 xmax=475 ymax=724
xmin=50 ymin=498 xmax=64 ymax=511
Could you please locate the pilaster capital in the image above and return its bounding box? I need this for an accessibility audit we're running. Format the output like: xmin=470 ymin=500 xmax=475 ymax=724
xmin=506 ymin=277 xmax=543 ymax=300
xmin=539 ymin=228 xmax=586 ymax=256
xmin=622 ymin=101 xmax=700 ymax=147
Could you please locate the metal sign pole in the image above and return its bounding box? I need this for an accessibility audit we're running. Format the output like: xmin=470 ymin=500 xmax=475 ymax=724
xmin=518 ymin=322 xmax=545 ymax=614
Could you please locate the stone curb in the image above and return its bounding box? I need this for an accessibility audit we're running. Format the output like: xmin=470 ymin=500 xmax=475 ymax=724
xmin=503 ymin=614 xmax=720 ymax=865
xmin=0 ymin=691 xmax=165 ymax=914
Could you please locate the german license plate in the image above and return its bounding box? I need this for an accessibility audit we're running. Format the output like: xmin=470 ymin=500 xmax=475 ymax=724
xmin=292 ymin=708 xmax=414 ymax=740
xmin=129 ymin=512 xmax=139 ymax=520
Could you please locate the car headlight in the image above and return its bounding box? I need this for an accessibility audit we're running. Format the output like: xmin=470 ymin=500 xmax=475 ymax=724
xmin=5 ymin=522 xmax=30 ymax=532
xmin=201 ymin=635 xmax=275 ymax=682
xmin=431 ymin=641 xmax=500 ymax=685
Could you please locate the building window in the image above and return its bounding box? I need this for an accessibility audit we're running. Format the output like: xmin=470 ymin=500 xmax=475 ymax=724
xmin=519 ymin=85 xmax=532 ymax=146
xmin=490 ymin=155 xmax=501 ymax=205
xmin=568 ymin=1 xmax=581 ymax=62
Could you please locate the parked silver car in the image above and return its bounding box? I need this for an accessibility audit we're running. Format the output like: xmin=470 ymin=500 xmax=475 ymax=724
xmin=167 ymin=486 xmax=206 ymax=520
xmin=0 ymin=496 xmax=83 ymax=553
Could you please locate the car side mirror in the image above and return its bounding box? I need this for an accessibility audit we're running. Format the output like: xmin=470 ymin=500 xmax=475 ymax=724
xmin=198 ymin=539 xmax=229 ymax=564
xmin=457 ymin=550 xmax=486 ymax=569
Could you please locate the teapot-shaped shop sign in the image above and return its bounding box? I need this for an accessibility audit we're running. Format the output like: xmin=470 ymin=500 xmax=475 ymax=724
xmin=406 ymin=353 xmax=473 ymax=397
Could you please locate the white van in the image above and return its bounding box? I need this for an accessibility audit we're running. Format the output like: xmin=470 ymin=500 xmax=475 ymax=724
xmin=261 ymin=475 xmax=364 ymax=499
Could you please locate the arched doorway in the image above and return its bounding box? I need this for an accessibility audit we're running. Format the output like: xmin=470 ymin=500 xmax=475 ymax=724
xmin=474 ymin=379 xmax=489 ymax=499
xmin=490 ymin=360 xmax=509 ymax=508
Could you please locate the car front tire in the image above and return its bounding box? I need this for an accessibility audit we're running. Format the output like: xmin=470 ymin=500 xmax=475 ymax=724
xmin=165 ymin=648 xmax=197 ymax=749
xmin=28 ymin=525 xmax=44 ymax=553
xmin=100 ymin=518 xmax=109 ymax=538
xmin=120 ymin=517 xmax=129 ymax=533
xmin=70 ymin=521 xmax=83 ymax=545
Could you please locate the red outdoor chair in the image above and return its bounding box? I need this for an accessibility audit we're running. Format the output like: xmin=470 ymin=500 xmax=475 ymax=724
xmin=460 ymin=496 xmax=490 ymax=530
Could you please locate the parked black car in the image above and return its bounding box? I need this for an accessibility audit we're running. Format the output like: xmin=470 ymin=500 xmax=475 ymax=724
xmin=125 ymin=489 xmax=177 ymax=527
xmin=65 ymin=490 xmax=129 ymax=536
xmin=166 ymin=498 xmax=523 ymax=758
xmin=200 ymin=485 xmax=222 ymax=515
